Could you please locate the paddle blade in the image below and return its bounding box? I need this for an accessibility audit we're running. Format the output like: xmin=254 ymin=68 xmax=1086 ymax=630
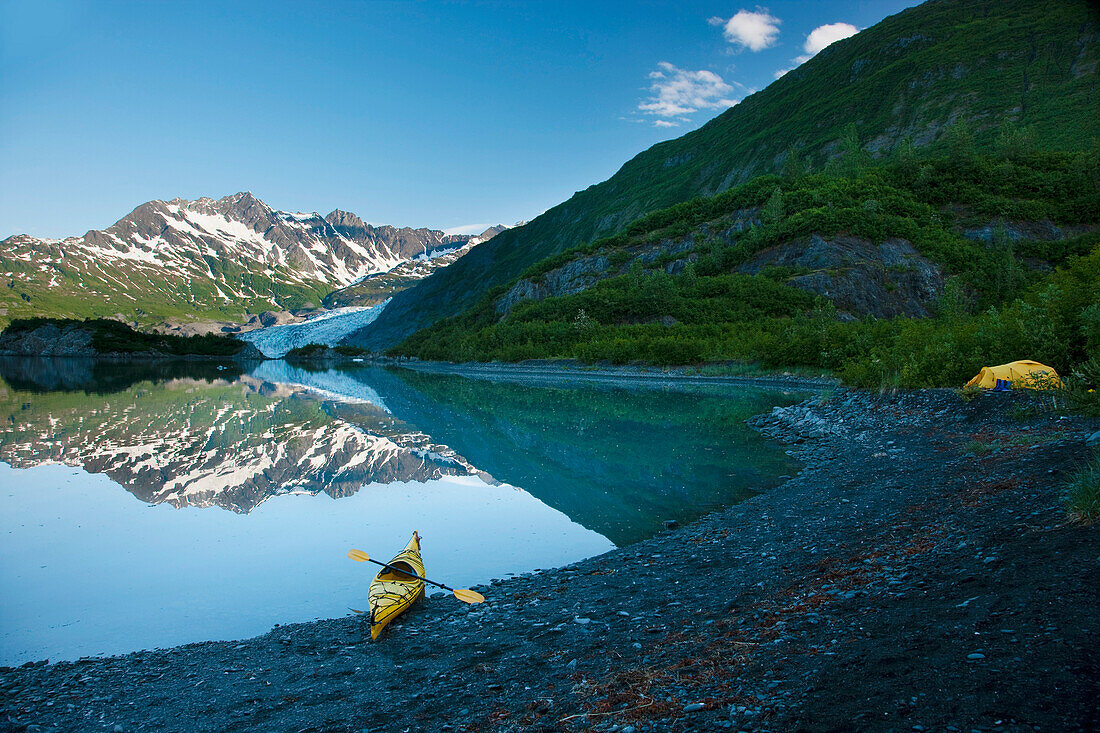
xmin=347 ymin=549 xmax=370 ymax=563
xmin=453 ymin=588 xmax=485 ymax=604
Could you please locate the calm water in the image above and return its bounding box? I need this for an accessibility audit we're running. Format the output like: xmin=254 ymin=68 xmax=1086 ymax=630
xmin=0 ymin=357 xmax=807 ymax=664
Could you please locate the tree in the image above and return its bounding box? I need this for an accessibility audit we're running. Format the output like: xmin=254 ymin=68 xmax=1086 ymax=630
xmin=762 ymin=186 xmax=784 ymax=226
xmin=838 ymin=122 xmax=871 ymax=177
xmin=996 ymin=119 xmax=1034 ymax=160
xmin=781 ymin=146 xmax=807 ymax=178
xmin=943 ymin=119 xmax=975 ymax=159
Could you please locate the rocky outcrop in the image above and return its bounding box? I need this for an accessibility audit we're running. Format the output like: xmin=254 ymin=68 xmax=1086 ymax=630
xmin=0 ymin=321 xmax=95 ymax=356
xmin=0 ymin=320 xmax=264 ymax=360
xmin=739 ymin=235 xmax=945 ymax=318
xmin=493 ymin=224 xmax=715 ymax=318
xmin=496 ymin=253 xmax=613 ymax=316
xmin=961 ymin=219 xmax=1100 ymax=244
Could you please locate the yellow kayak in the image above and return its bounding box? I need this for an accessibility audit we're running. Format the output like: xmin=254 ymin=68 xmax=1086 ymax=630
xmin=367 ymin=531 xmax=425 ymax=640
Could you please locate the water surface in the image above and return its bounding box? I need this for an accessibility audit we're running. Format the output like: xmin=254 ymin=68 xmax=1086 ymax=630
xmin=0 ymin=358 xmax=806 ymax=663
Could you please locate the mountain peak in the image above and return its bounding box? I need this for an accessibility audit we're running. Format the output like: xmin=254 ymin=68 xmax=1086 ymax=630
xmin=0 ymin=192 xmax=486 ymax=324
xmin=325 ymin=209 xmax=368 ymax=231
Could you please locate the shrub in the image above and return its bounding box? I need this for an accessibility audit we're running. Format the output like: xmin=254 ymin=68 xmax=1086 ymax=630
xmin=1064 ymin=460 xmax=1100 ymax=525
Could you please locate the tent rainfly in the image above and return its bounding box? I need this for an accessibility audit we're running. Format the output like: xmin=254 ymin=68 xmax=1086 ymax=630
xmin=964 ymin=360 xmax=1063 ymax=390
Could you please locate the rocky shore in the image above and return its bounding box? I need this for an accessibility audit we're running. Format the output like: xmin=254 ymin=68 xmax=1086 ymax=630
xmin=1 ymin=387 xmax=1097 ymax=732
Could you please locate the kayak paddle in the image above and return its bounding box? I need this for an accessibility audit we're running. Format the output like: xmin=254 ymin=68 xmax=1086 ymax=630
xmin=346 ymin=549 xmax=485 ymax=604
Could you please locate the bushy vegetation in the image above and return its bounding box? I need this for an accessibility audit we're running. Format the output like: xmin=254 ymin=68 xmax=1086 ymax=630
xmin=2 ymin=318 xmax=249 ymax=357
xmin=1064 ymin=459 xmax=1100 ymax=525
xmin=392 ymin=151 xmax=1100 ymax=388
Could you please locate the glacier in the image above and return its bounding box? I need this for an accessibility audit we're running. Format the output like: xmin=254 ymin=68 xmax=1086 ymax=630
xmin=240 ymin=300 xmax=390 ymax=357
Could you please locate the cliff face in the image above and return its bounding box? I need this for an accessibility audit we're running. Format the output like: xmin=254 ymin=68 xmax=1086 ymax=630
xmin=737 ymin=235 xmax=946 ymax=319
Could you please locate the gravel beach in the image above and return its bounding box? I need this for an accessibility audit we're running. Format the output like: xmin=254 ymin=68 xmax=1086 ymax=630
xmin=2 ymin=380 xmax=1097 ymax=732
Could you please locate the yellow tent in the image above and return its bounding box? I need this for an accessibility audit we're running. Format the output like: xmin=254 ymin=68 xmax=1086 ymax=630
xmin=965 ymin=360 xmax=1063 ymax=389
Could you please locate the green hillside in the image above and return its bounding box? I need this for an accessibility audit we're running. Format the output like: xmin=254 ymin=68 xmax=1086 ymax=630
xmin=391 ymin=151 xmax=1100 ymax=388
xmin=0 ymin=246 xmax=332 ymax=329
xmin=353 ymin=0 xmax=1100 ymax=350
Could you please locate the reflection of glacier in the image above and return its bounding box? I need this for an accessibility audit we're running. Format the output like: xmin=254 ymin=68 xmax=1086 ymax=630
xmin=240 ymin=301 xmax=389 ymax=357
xmin=0 ymin=375 xmax=489 ymax=513
xmin=249 ymin=361 xmax=390 ymax=411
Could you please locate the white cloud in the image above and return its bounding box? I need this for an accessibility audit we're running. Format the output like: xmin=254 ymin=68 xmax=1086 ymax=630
xmin=803 ymin=22 xmax=859 ymax=55
xmin=637 ymin=61 xmax=741 ymax=126
xmin=718 ymin=8 xmax=781 ymax=52
xmin=775 ymin=21 xmax=860 ymax=77
xmin=442 ymin=222 xmax=495 ymax=236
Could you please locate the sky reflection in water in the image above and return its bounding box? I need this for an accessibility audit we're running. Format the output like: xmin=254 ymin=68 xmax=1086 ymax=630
xmin=0 ymin=359 xmax=806 ymax=663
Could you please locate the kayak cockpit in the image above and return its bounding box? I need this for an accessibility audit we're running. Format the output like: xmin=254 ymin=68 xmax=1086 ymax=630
xmin=378 ymin=561 xmax=418 ymax=581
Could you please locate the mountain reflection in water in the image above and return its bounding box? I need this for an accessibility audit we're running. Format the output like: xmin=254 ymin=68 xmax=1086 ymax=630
xmin=356 ymin=366 xmax=806 ymax=545
xmin=0 ymin=358 xmax=809 ymax=662
xmin=0 ymin=359 xmax=807 ymax=546
xmin=0 ymin=359 xmax=487 ymax=514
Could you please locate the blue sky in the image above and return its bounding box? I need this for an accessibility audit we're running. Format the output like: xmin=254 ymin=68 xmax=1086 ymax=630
xmin=0 ymin=0 xmax=918 ymax=239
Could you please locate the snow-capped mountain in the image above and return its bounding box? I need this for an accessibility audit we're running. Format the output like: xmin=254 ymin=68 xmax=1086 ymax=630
xmin=321 ymin=222 xmax=518 ymax=308
xmin=0 ymin=192 xmax=492 ymax=324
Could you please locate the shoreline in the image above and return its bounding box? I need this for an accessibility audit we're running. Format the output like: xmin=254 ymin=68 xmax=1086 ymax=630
xmin=1 ymin=384 xmax=1097 ymax=731
xmin=389 ymin=359 xmax=839 ymax=392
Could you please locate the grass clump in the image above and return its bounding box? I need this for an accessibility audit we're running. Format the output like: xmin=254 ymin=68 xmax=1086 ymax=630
xmin=1064 ymin=460 xmax=1100 ymax=525
xmin=963 ymin=439 xmax=998 ymax=456
xmin=956 ymin=384 xmax=983 ymax=403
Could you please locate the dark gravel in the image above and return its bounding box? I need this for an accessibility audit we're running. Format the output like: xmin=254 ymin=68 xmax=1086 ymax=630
xmin=2 ymin=388 xmax=1097 ymax=732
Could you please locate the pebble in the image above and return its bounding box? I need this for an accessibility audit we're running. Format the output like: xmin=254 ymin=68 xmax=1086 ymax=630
xmin=967 ymin=653 xmax=985 ymax=660
xmin=684 ymin=702 xmax=706 ymax=712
